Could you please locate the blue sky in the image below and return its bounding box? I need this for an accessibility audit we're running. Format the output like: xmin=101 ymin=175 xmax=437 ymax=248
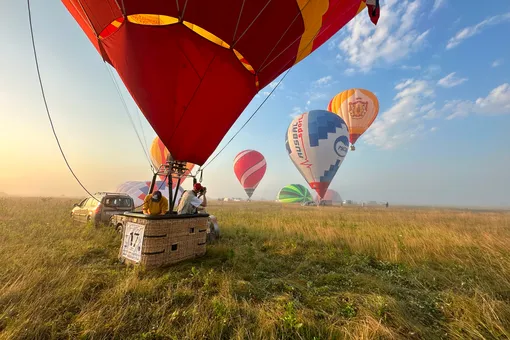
xmin=1 ymin=0 xmax=509 ymax=207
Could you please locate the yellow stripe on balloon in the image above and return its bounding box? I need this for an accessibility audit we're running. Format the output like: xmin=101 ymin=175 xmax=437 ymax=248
xmin=294 ymin=0 xmax=330 ymax=64
xmin=356 ymin=1 xmax=367 ymax=15
xmin=99 ymin=14 xmax=258 ymax=85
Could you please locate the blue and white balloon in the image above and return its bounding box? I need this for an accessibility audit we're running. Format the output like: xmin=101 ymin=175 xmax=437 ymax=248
xmin=285 ymin=110 xmax=349 ymax=199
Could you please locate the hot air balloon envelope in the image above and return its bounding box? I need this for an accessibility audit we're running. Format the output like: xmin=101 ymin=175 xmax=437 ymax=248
xmin=285 ymin=110 xmax=350 ymax=199
xmin=62 ymin=0 xmax=377 ymax=165
xmin=233 ymin=150 xmax=266 ymax=199
xmin=327 ymin=88 xmax=379 ymax=148
xmin=116 ymin=180 xmax=184 ymax=208
xmin=277 ymin=184 xmax=313 ymax=203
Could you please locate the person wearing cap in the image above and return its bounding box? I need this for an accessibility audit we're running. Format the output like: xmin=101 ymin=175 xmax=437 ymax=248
xmin=142 ymin=190 xmax=169 ymax=216
xmin=176 ymin=182 xmax=207 ymax=215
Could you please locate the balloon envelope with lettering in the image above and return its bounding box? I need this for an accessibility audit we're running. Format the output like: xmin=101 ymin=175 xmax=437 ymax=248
xmin=285 ymin=110 xmax=349 ymax=199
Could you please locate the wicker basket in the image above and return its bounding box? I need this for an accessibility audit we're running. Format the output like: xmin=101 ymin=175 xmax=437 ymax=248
xmin=118 ymin=213 xmax=209 ymax=269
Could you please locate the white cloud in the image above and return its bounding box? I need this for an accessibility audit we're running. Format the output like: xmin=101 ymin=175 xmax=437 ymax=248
xmin=401 ymin=65 xmax=422 ymax=71
xmin=344 ymin=68 xmax=356 ymax=76
xmin=420 ymin=102 xmax=436 ymax=112
xmin=442 ymin=100 xmax=475 ymax=120
xmin=395 ymin=78 xmax=414 ymax=90
xmin=437 ymin=72 xmax=468 ymax=88
xmin=430 ymin=127 xmax=438 ymax=132
xmin=475 ymin=83 xmax=510 ymax=113
xmin=337 ymin=0 xmax=430 ymax=73
xmin=289 ymin=106 xmax=303 ymax=118
xmin=431 ymin=0 xmax=446 ymax=13
xmin=313 ymin=75 xmax=333 ymax=88
xmin=492 ymin=59 xmax=503 ymax=67
xmin=442 ymin=83 xmax=510 ymax=119
xmin=446 ymin=12 xmax=510 ymax=49
xmin=363 ymin=78 xmax=435 ymax=149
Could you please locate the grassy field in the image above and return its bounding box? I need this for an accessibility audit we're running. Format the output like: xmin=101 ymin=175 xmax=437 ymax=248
xmin=1 ymin=198 xmax=510 ymax=340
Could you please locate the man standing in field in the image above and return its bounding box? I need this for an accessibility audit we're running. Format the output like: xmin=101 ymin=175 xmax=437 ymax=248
xmin=177 ymin=183 xmax=207 ymax=215
xmin=142 ymin=190 xmax=168 ymax=216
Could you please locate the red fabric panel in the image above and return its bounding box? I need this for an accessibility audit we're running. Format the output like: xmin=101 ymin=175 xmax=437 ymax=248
xmin=232 ymin=0 xmax=303 ymax=87
xmin=62 ymin=0 xmax=121 ymax=35
xmin=310 ymin=0 xmax=361 ymax=51
xmin=101 ymin=22 xmax=257 ymax=165
xmin=61 ymin=0 xmax=115 ymax=62
xmin=122 ymin=0 xmax=180 ymax=19
xmin=173 ymin=0 xmax=243 ymax=46
xmin=244 ymin=166 xmax=266 ymax=189
xmin=309 ymin=181 xmax=330 ymax=199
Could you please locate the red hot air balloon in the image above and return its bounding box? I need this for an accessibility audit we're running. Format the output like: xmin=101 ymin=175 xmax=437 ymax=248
xmin=61 ymin=1 xmax=380 ymax=166
xmin=233 ymin=150 xmax=266 ymax=199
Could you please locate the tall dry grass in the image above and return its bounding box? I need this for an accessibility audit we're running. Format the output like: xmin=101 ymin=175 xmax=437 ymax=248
xmin=1 ymin=198 xmax=509 ymax=339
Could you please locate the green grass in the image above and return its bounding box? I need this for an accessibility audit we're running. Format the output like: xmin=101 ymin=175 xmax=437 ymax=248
xmin=1 ymin=197 xmax=510 ymax=339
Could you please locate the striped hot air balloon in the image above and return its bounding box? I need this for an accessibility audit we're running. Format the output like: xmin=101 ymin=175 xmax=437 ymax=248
xmin=233 ymin=150 xmax=266 ymax=199
xmin=277 ymin=184 xmax=313 ymax=203
xmin=327 ymin=88 xmax=379 ymax=150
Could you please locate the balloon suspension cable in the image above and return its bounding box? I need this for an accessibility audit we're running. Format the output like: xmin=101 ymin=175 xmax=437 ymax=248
xmin=153 ymin=160 xmax=192 ymax=213
xmin=201 ymin=68 xmax=291 ymax=170
xmin=104 ymin=63 xmax=155 ymax=173
xmin=26 ymin=0 xmax=100 ymax=202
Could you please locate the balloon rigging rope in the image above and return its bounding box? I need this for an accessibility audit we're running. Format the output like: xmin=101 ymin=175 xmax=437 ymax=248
xmin=104 ymin=63 xmax=155 ymax=172
xmin=26 ymin=0 xmax=100 ymax=202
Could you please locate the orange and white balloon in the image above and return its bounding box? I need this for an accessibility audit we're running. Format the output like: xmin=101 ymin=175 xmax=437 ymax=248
xmin=150 ymin=136 xmax=195 ymax=186
xmin=327 ymin=89 xmax=379 ymax=150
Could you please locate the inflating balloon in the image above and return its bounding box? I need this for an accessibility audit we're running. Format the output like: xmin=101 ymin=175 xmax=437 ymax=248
xmin=327 ymin=88 xmax=379 ymax=150
xmin=150 ymin=136 xmax=195 ymax=184
xmin=233 ymin=150 xmax=266 ymax=199
xmin=116 ymin=180 xmax=184 ymax=207
xmin=277 ymin=184 xmax=313 ymax=203
xmin=317 ymin=189 xmax=342 ymax=203
xmin=62 ymin=1 xmax=380 ymax=165
xmin=285 ymin=110 xmax=349 ymax=199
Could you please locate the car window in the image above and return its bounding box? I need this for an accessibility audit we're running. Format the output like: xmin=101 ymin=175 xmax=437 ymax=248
xmin=103 ymin=197 xmax=132 ymax=208
xmin=89 ymin=199 xmax=98 ymax=208
xmin=84 ymin=199 xmax=92 ymax=208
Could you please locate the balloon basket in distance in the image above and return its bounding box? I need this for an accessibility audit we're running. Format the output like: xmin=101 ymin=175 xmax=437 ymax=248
xmin=117 ymin=213 xmax=209 ymax=270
